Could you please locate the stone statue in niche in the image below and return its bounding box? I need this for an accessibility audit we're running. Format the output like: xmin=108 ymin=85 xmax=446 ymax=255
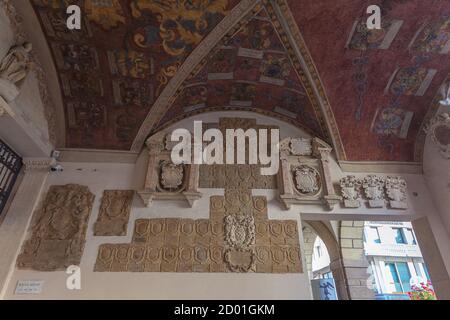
xmin=362 ymin=175 xmax=385 ymax=208
xmin=293 ymin=165 xmax=320 ymax=195
xmin=0 ymin=43 xmax=33 ymax=102
xmin=385 ymin=176 xmax=408 ymax=209
xmin=159 ymin=160 xmax=184 ymax=191
xmin=340 ymin=175 xmax=362 ymax=208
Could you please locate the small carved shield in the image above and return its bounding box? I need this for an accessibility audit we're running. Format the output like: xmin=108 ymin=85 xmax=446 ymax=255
xmin=293 ymin=165 xmax=320 ymax=195
xmin=225 ymin=214 xmax=255 ymax=249
xmin=160 ymin=161 xmax=184 ymax=190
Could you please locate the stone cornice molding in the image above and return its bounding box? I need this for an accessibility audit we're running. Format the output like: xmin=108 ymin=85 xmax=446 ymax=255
xmin=339 ymin=161 xmax=423 ymax=174
xmin=22 ymin=157 xmax=55 ymax=172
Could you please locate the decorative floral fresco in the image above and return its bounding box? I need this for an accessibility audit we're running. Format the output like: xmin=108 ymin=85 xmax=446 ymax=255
xmin=157 ymin=9 xmax=326 ymax=139
xmin=30 ymin=0 xmax=450 ymax=161
xmin=289 ymin=0 xmax=450 ymax=161
xmin=31 ymin=0 xmax=239 ymax=149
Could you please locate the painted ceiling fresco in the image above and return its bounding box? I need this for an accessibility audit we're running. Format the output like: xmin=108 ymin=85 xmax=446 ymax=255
xmin=31 ymin=0 xmax=239 ymax=149
xmin=156 ymin=8 xmax=327 ymax=140
xmin=288 ymin=0 xmax=450 ymax=161
xmin=30 ymin=0 xmax=450 ymax=161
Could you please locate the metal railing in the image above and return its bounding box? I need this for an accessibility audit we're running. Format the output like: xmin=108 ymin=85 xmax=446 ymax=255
xmin=0 ymin=139 xmax=22 ymax=216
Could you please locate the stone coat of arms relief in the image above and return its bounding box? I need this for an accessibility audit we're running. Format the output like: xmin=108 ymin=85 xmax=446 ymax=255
xmin=338 ymin=174 xmax=408 ymax=209
xmin=137 ymin=138 xmax=201 ymax=207
xmin=94 ymin=190 xmax=135 ymax=236
xmin=95 ymin=118 xmax=302 ymax=273
xmin=293 ymin=165 xmax=321 ymax=195
xmin=159 ymin=160 xmax=185 ymax=191
xmin=278 ymin=136 xmax=340 ymax=210
xmin=339 ymin=175 xmax=362 ymax=208
xmin=17 ymin=184 xmax=95 ymax=271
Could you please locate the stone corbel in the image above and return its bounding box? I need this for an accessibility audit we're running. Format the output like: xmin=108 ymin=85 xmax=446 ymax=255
xmin=312 ymin=138 xmax=341 ymax=210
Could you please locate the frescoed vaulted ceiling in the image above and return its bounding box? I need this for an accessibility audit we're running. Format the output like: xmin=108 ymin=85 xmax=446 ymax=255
xmin=29 ymin=0 xmax=450 ymax=162
xmin=156 ymin=8 xmax=327 ymax=140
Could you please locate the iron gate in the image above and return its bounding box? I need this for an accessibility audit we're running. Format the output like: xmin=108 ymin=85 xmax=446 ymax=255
xmin=0 ymin=139 xmax=22 ymax=216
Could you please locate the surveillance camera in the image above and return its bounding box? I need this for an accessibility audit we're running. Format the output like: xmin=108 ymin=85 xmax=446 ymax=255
xmin=51 ymin=150 xmax=61 ymax=159
xmin=50 ymin=164 xmax=63 ymax=172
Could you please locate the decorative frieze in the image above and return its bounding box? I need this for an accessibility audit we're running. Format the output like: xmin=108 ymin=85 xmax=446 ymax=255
xmin=17 ymin=184 xmax=95 ymax=271
xmin=94 ymin=190 xmax=134 ymax=236
xmin=338 ymin=175 xmax=408 ymax=210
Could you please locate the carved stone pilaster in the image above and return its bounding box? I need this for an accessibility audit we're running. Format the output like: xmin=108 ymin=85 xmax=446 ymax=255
xmin=313 ymin=138 xmax=341 ymax=210
xmin=385 ymin=176 xmax=408 ymax=209
xmin=425 ymin=112 xmax=450 ymax=159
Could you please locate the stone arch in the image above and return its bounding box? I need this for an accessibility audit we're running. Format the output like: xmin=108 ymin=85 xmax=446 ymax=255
xmin=303 ymin=220 xmax=350 ymax=300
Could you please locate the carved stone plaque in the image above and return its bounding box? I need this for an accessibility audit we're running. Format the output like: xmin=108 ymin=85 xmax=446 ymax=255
xmin=94 ymin=188 xmax=302 ymax=273
xmin=94 ymin=190 xmax=134 ymax=236
xmin=17 ymin=184 xmax=95 ymax=271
